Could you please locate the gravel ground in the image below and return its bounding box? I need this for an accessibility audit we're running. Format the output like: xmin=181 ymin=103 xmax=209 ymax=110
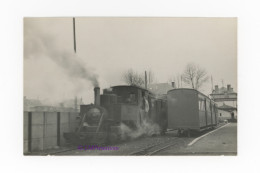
xmin=28 ymin=123 xmax=229 ymax=156
xmin=54 ymin=130 xmax=194 ymax=156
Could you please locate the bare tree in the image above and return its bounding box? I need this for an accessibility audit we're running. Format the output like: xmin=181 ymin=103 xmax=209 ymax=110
xmin=182 ymin=63 xmax=209 ymax=90
xmin=122 ymin=69 xmax=144 ymax=87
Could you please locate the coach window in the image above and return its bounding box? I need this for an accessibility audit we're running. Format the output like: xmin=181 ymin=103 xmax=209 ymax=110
xmin=207 ymin=101 xmax=211 ymax=112
xmin=199 ymin=99 xmax=204 ymax=111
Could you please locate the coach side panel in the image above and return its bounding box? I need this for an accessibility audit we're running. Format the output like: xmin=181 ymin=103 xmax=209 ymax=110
xmin=167 ymin=90 xmax=199 ymax=130
xmin=198 ymin=94 xmax=207 ymax=128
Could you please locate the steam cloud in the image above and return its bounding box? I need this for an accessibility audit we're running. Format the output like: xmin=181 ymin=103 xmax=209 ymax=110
xmin=120 ymin=121 xmax=161 ymax=140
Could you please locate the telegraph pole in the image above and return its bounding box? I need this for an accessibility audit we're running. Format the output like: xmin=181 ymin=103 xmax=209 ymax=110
xmin=73 ymin=17 xmax=77 ymax=53
xmin=211 ymin=75 xmax=213 ymax=92
xmin=145 ymin=71 xmax=147 ymax=89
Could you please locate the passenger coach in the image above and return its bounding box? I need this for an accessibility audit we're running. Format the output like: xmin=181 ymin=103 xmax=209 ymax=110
xmin=167 ymin=88 xmax=218 ymax=136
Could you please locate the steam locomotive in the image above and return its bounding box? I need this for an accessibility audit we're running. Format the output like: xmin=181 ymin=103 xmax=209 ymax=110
xmin=64 ymin=85 xmax=167 ymax=144
xmin=64 ymin=85 xmax=218 ymax=145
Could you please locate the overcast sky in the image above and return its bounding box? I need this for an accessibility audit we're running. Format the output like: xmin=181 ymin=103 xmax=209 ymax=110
xmin=24 ymin=17 xmax=237 ymax=104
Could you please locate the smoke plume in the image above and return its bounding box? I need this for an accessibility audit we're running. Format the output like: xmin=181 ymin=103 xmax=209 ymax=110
xmin=24 ymin=19 xmax=99 ymax=103
xmin=24 ymin=22 xmax=99 ymax=87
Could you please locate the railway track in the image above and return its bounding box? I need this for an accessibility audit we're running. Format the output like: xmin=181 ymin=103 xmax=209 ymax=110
xmin=49 ymin=138 xmax=181 ymax=156
xmin=129 ymin=124 xmax=228 ymax=156
xmin=49 ymin=136 xmax=187 ymax=156
xmin=47 ymin=147 xmax=78 ymax=155
xmin=47 ymin=124 xmax=226 ymax=156
xmin=129 ymin=137 xmax=184 ymax=156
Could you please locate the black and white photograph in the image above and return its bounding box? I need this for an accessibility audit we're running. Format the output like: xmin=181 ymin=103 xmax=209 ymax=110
xmin=24 ymin=17 xmax=237 ymax=156
xmin=3 ymin=0 xmax=260 ymax=173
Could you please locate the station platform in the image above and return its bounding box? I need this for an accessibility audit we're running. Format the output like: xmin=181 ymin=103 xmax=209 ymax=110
xmin=158 ymin=123 xmax=237 ymax=155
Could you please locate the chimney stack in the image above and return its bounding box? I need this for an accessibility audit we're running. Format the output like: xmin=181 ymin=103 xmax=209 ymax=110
xmin=227 ymin=84 xmax=231 ymax=91
xmin=215 ymin=85 xmax=219 ymax=93
xmin=94 ymin=87 xmax=100 ymax=106
xmin=171 ymin=82 xmax=175 ymax=88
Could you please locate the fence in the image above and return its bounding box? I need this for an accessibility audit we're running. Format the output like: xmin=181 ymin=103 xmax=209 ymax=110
xmin=23 ymin=111 xmax=80 ymax=154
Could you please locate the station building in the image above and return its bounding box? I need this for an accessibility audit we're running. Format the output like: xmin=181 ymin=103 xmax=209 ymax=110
xmin=148 ymin=82 xmax=175 ymax=99
xmin=210 ymin=84 xmax=237 ymax=120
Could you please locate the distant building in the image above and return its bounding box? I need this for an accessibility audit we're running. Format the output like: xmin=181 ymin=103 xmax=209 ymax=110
xmin=24 ymin=96 xmax=42 ymax=111
xmin=210 ymin=84 xmax=237 ymax=107
xmin=24 ymin=96 xmax=83 ymax=112
xmin=148 ymin=82 xmax=175 ymax=98
xmin=60 ymin=97 xmax=84 ymax=112
xmin=218 ymin=109 xmax=232 ymax=122
xmin=210 ymin=84 xmax=237 ymax=119
xmin=30 ymin=106 xmax=76 ymax=112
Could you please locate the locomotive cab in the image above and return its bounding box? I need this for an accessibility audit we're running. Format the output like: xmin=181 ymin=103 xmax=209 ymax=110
xmin=102 ymin=85 xmax=151 ymax=129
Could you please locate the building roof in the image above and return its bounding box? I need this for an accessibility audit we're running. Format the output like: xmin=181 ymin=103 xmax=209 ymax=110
xmin=211 ymin=85 xmax=237 ymax=95
xmin=148 ymin=83 xmax=173 ymax=95
xmin=111 ymin=85 xmax=149 ymax=92
xmin=210 ymin=84 xmax=237 ymax=101
xmin=167 ymin=88 xmax=213 ymax=101
xmin=217 ymin=103 xmax=237 ymax=111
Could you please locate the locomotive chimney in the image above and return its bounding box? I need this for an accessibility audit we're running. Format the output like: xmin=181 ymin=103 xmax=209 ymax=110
xmin=94 ymin=87 xmax=100 ymax=106
xmin=215 ymin=85 xmax=219 ymax=93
